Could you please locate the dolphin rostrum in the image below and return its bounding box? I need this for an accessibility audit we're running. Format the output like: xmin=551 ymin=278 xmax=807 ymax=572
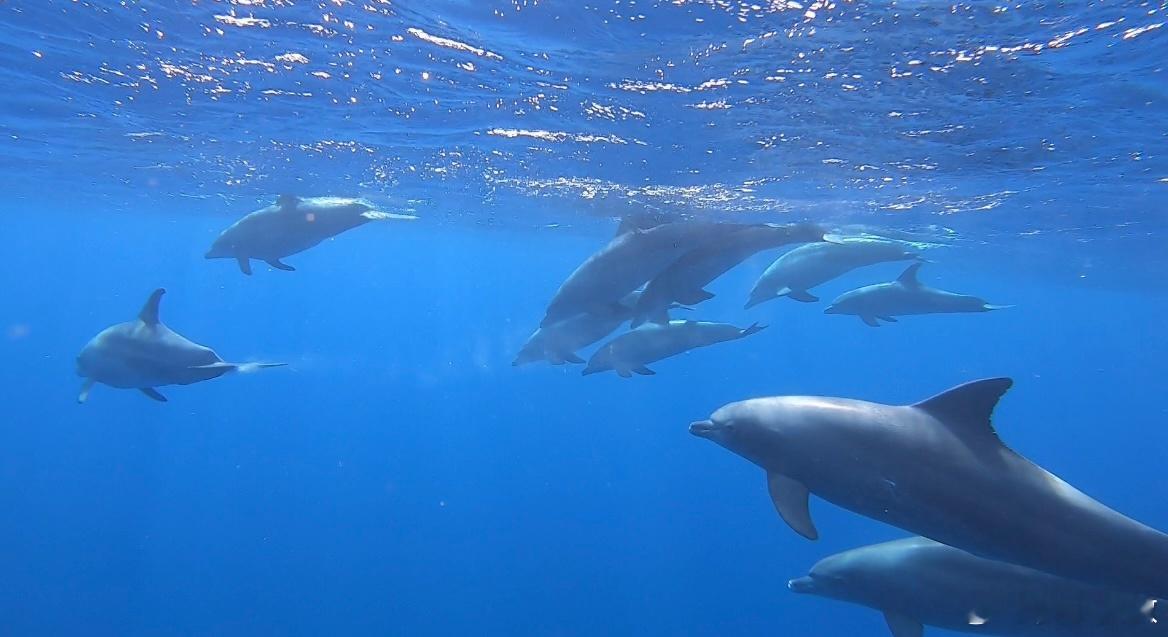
xmin=629 ymin=222 xmax=829 ymax=327
xmin=825 ymin=262 xmax=1011 ymax=326
xmin=76 ymin=289 xmax=284 ymax=403
xmin=206 ymin=195 xmax=417 ymax=275
xmin=789 ymin=537 xmax=1166 ymax=637
xmin=689 ymin=378 xmax=1168 ymax=598
xmin=539 ymin=221 xmax=746 ymax=328
xmin=745 ymin=237 xmax=919 ymax=308
xmin=583 ymin=319 xmax=765 ymax=377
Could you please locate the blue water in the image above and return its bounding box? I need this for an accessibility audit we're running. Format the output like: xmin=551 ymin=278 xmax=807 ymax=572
xmin=2 ymin=1 xmax=1167 ymax=635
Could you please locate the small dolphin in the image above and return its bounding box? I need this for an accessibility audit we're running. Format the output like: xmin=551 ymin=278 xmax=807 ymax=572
xmin=583 ymin=319 xmax=765 ymax=378
xmin=629 ymin=222 xmax=829 ymax=327
xmin=76 ymin=289 xmax=284 ymax=403
xmin=745 ymin=237 xmax=919 ymax=308
xmin=825 ymin=262 xmax=1011 ymax=327
xmin=206 ymin=195 xmax=417 ymax=275
xmin=514 ymin=290 xmax=687 ymax=366
xmin=540 ymin=221 xmax=747 ymax=327
xmin=689 ymin=378 xmax=1168 ymax=598
xmin=790 ymin=537 xmax=1167 ymax=637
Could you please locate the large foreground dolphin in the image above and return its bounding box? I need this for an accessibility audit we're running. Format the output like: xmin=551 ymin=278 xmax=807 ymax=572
xmin=689 ymin=378 xmax=1168 ymax=598
xmin=825 ymin=263 xmax=1011 ymax=326
xmin=629 ymin=222 xmax=828 ymax=327
xmin=745 ymin=237 xmax=919 ymax=308
xmin=540 ymin=221 xmax=746 ymax=327
xmin=583 ymin=319 xmax=764 ymax=377
xmin=76 ymin=289 xmax=284 ymax=403
xmin=206 ymin=195 xmax=417 ymax=275
xmin=789 ymin=537 xmax=1166 ymax=637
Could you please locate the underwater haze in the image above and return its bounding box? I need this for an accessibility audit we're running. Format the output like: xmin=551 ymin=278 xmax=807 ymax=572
xmin=2 ymin=1 xmax=1167 ymax=635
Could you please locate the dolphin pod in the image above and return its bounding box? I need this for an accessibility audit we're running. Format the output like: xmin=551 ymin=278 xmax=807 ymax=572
xmin=76 ymin=289 xmax=284 ymax=403
xmin=690 ymin=378 xmax=1168 ymax=599
xmin=825 ymin=262 xmax=1011 ymax=326
xmin=789 ymin=537 xmax=1166 ymax=637
xmin=206 ymin=194 xmax=417 ymax=275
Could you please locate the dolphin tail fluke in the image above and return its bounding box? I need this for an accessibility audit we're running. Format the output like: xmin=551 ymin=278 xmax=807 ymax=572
xmin=77 ymin=379 xmax=94 ymax=404
xmin=883 ymin=611 xmax=924 ymax=637
xmin=740 ymin=323 xmax=767 ymax=338
xmin=983 ymin=303 xmax=1014 ymax=311
xmin=362 ymin=211 xmax=418 ymax=221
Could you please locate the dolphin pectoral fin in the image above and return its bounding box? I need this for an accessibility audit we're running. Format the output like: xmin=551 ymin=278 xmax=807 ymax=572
xmin=785 ymin=289 xmax=818 ymax=303
xmin=877 ymin=315 xmax=898 ymax=323
xmin=562 ymin=353 xmax=585 ymax=365
xmin=616 ymin=369 xmax=632 ymax=378
xmin=740 ymin=323 xmax=767 ymax=338
xmin=675 ymin=288 xmax=715 ymax=305
xmin=632 ymin=366 xmax=656 ymax=376
xmin=139 ymin=387 xmax=168 ymax=402
xmin=882 ymin=611 xmax=923 ymax=637
xmin=766 ymin=472 xmax=819 ymax=540
xmin=266 ymin=259 xmax=296 ymax=272
xmin=861 ymin=316 xmax=881 ymax=327
xmin=237 ymin=257 xmax=253 ymax=276
xmin=78 ymin=379 xmax=94 ymax=404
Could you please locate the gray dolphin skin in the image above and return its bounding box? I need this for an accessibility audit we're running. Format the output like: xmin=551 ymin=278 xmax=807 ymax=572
xmin=206 ymin=195 xmax=417 ymax=275
xmin=688 ymin=378 xmax=1168 ymax=598
xmin=539 ymin=221 xmax=746 ymax=328
xmin=789 ymin=537 xmax=1166 ymax=637
xmin=76 ymin=289 xmax=285 ymax=403
xmin=629 ymin=222 xmax=828 ymax=327
xmin=745 ymin=237 xmax=919 ymax=308
xmin=582 ymin=319 xmax=765 ymax=377
xmin=514 ymin=290 xmax=666 ymax=366
xmin=825 ymin=262 xmax=1011 ymax=326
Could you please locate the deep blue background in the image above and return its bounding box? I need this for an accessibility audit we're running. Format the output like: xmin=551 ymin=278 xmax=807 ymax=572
xmin=1 ymin=0 xmax=1167 ymax=635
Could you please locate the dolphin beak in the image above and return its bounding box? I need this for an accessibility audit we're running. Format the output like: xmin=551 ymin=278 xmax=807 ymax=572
xmin=788 ymin=576 xmax=815 ymax=594
xmin=688 ymin=420 xmax=716 ymax=437
xmin=581 ymin=368 xmax=599 ymax=376
xmin=823 ymin=306 xmax=837 ymax=314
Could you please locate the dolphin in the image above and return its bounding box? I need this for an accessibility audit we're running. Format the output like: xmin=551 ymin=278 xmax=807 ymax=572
xmin=629 ymin=222 xmax=829 ymax=328
xmin=76 ymin=289 xmax=284 ymax=403
xmin=745 ymin=237 xmax=920 ymax=308
xmin=514 ymin=290 xmax=688 ymax=367
xmin=206 ymin=195 xmax=417 ymax=275
xmin=688 ymin=378 xmax=1168 ymax=598
xmin=789 ymin=537 xmax=1167 ymax=637
xmin=539 ymin=221 xmax=747 ymax=327
xmin=582 ymin=319 xmax=765 ymax=377
xmin=825 ymin=263 xmax=1011 ymax=326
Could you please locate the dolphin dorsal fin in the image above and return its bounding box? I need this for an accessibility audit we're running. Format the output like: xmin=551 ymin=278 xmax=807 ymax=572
xmin=913 ymin=378 xmax=1013 ymax=438
xmin=276 ymin=194 xmax=299 ymax=210
xmin=897 ymin=262 xmax=924 ymax=286
xmin=138 ymin=288 xmax=166 ymax=326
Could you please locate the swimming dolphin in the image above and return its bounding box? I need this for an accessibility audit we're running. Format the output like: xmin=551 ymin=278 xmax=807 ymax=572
xmin=76 ymin=289 xmax=284 ymax=403
xmin=582 ymin=319 xmax=765 ymax=377
xmin=514 ymin=290 xmax=688 ymax=366
xmin=206 ymin=195 xmax=417 ymax=275
xmin=825 ymin=263 xmax=1011 ymax=326
xmin=540 ymin=221 xmax=747 ymax=327
xmin=629 ymin=222 xmax=829 ymax=327
xmin=688 ymin=378 xmax=1168 ymax=598
xmin=789 ymin=537 xmax=1167 ymax=637
xmin=745 ymin=237 xmax=920 ymax=308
